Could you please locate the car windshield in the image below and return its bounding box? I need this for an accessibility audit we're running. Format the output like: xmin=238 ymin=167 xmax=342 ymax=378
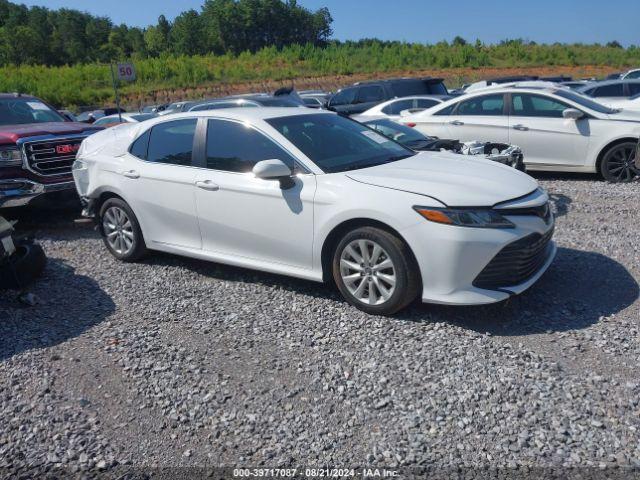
xmin=362 ymin=119 xmax=430 ymax=146
xmin=553 ymin=89 xmax=618 ymax=114
xmin=267 ymin=113 xmax=416 ymax=173
xmin=0 ymin=97 xmax=66 ymax=125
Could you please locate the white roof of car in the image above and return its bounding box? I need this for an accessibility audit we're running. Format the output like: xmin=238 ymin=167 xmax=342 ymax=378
xmin=151 ymin=107 xmax=331 ymax=124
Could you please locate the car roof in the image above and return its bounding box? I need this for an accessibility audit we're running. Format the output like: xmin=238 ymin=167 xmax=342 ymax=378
xmin=580 ymin=78 xmax=640 ymax=89
xmin=156 ymin=107 xmax=331 ymax=123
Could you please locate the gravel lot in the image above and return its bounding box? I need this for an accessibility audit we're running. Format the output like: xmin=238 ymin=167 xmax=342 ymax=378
xmin=1 ymin=175 xmax=639 ymax=477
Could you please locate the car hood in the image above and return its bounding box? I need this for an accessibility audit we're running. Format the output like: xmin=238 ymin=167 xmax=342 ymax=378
xmin=606 ymin=109 xmax=640 ymax=122
xmin=0 ymin=122 xmax=101 ymax=146
xmin=345 ymin=151 xmax=539 ymax=207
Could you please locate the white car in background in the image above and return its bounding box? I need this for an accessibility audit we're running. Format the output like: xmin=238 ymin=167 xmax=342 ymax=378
xmin=401 ymin=85 xmax=640 ymax=182
xmin=73 ymin=108 xmax=555 ymax=315
xmin=577 ymin=79 xmax=640 ymax=104
xmin=355 ymin=95 xmax=451 ymax=121
xmin=92 ymin=112 xmax=157 ymax=128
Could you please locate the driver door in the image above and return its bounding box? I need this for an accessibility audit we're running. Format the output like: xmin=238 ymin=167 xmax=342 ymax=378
xmin=508 ymin=93 xmax=591 ymax=167
xmin=193 ymin=118 xmax=316 ymax=269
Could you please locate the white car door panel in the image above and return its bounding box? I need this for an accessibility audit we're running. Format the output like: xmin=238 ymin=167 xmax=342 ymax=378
xmin=444 ymin=115 xmax=510 ymax=143
xmin=195 ymin=173 xmax=316 ymax=269
xmin=124 ymin=119 xmax=201 ymax=249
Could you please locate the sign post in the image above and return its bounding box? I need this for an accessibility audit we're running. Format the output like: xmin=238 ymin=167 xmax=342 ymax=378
xmin=110 ymin=62 xmax=136 ymax=123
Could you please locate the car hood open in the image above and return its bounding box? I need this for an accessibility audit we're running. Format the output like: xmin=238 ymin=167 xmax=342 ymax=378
xmin=346 ymin=151 xmax=539 ymax=207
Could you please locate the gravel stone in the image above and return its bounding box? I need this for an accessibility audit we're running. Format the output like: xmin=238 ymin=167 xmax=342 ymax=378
xmin=1 ymin=175 xmax=639 ymax=476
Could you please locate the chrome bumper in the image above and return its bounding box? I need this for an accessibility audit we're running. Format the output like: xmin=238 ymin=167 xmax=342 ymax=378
xmin=0 ymin=179 xmax=76 ymax=208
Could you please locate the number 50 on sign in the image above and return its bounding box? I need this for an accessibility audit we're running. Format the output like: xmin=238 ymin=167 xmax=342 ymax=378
xmin=117 ymin=63 xmax=136 ymax=82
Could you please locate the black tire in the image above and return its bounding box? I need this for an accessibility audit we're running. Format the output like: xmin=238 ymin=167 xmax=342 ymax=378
xmin=99 ymin=197 xmax=148 ymax=262
xmin=600 ymin=141 xmax=639 ymax=183
xmin=0 ymin=242 xmax=47 ymax=290
xmin=332 ymin=226 xmax=420 ymax=316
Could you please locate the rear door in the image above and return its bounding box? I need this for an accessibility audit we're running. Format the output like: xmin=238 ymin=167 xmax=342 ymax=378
xmin=508 ymin=93 xmax=591 ymax=167
xmin=443 ymin=93 xmax=509 ymax=142
xmin=123 ymin=118 xmax=202 ymax=249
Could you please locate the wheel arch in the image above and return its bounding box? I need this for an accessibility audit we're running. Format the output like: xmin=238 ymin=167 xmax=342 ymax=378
xmin=319 ymin=217 xmax=421 ymax=285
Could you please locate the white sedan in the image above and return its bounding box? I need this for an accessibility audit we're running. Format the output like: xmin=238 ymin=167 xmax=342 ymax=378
xmin=402 ymin=86 xmax=640 ymax=182
xmin=72 ymin=109 xmax=555 ymax=315
xmin=355 ymin=95 xmax=450 ymax=121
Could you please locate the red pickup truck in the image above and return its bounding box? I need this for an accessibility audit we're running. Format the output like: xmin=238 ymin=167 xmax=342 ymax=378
xmin=0 ymin=93 xmax=101 ymax=208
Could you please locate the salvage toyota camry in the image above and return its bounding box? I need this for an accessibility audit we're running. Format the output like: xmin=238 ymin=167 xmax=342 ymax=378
xmin=72 ymin=109 xmax=556 ymax=315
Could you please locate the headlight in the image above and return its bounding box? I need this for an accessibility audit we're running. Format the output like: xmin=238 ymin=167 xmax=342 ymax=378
xmin=414 ymin=206 xmax=515 ymax=228
xmin=0 ymin=147 xmax=23 ymax=167
xmin=72 ymin=160 xmax=87 ymax=171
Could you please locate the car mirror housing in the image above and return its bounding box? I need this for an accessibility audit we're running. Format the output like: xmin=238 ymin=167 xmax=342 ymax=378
xmin=563 ymin=108 xmax=584 ymax=120
xmin=252 ymin=159 xmax=295 ymax=189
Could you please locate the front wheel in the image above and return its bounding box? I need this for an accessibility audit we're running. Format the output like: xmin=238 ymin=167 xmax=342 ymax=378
xmin=332 ymin=227 xmax=420 ymax=316
xmin=600 ymin=142 xmax=638 ymax=183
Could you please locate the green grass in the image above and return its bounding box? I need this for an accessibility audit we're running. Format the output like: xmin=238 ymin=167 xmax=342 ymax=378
xmin=2 ymin=42 xmax=639 ymax=108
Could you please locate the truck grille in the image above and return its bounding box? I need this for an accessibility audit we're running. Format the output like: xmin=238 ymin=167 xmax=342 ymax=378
xmin=23 ymin=138 xmax=84 ymax=177
xmin=473 ymin=227 xmax=554 ymax=290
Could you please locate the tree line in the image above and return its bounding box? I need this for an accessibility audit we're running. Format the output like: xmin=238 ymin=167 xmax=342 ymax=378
xmin=0 ymin=0 xmax=333 ymax=66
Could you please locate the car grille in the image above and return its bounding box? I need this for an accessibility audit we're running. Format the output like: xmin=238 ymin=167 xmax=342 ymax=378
xmin=23 ymin=138 xmax=84 ymax=177
xmin=473 ymin=227 xmax=554 ymax=289
xmin=498 ymin=202 xmax=553 ymax=224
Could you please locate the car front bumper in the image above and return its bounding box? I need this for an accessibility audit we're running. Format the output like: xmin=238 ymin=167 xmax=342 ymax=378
xmin=401 ymin=213 xmax=556 ymax=305
xmin=0 ymin=178 xmax=76 ymax=208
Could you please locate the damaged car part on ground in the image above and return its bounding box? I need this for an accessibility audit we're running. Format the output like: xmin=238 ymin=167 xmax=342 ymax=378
xmin=0 ymin=215 xmax=47 ymax=290
xmin=73 ymin=108 xmax=555 ymax=316
xmin=359 ymin=117 xmax=526 ymax=170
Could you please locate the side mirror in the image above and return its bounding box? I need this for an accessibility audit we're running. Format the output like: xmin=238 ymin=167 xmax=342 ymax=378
xmin=252 ymin=159 xmax=295 ymax=189
xmin=563 ymin=108 xmax=584 ymax=120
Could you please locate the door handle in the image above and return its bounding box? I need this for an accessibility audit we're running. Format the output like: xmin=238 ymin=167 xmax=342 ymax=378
xmin=513 ymin=124 xmax=529 ymax=131
xmin=449 ymin=120 xmax=464 ymax=126
xmin=195 ymin=180 xmax=220 ymax=191
xmin=121 ymin=170 xmax=140 ymax=179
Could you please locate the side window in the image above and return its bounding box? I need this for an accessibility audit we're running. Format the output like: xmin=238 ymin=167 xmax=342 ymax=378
xmin=626 ymin=71 xmax=640 ymax=79
xmin=382 ymin=99 xmax=414 ymax=115
xmin=433 ymin=103 xmax=455 ymax=116
xmin=329 ymin=88 xmax=357 ymax=106
xmin=146 ymin=119 xmax=197 ymax=166
xmin=593 ymin=84 xmax=625 ymax=97
xmin=456 ymin=94 xmax=505 ymax=116
xmin=357 ymin=85 xmax=385 ymax=103
xmin=512 ymin=94 xmax=570 ymax=118
xmin=206 ymin=119 xmax=297 ymax=173
xmin=130 ymin=129 xmax=150 ymax=160
xmin=628 ymin=83 xmax=640 ymax=95
xmin=416 ymin=99 xmax=439 ymax=109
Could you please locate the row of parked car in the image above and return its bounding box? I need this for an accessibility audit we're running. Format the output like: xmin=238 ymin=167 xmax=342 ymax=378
xmin=1 ymin=71 xmax=638 ymax=312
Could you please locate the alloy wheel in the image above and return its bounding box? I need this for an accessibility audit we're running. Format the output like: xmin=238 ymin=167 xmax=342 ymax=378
xmin=606 ymin=144 xmax=639 ymax=182
xmin=103 ymin=206 xmax=135 ymax=255
xmin=339 ymin=239 xmax=397 ymax=305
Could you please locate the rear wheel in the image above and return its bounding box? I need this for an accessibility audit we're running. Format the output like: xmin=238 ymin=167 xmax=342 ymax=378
xmin=600 ymin=142 xmax=638 ymax=183
xmin=99 ymin=198 xmax=147 ymax=262
xmin=332 ymin=227 xmax=420 ymax=316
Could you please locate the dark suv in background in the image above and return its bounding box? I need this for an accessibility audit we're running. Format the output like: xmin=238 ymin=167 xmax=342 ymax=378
xmin=327 ymin=77 xmax=449 ymax=115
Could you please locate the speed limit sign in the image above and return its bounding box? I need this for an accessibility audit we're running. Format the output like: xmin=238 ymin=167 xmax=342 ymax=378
xmin=116 ymin=63 xmax=136 ymax=82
